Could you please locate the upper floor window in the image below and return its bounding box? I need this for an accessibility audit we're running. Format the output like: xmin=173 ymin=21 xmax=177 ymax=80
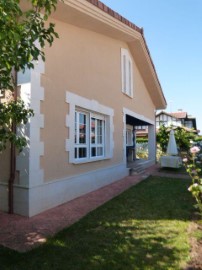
xmin=121 ymin=48 xmax=133 ymax=98
xmin=184 ymin=120 xmax=193 ymax=129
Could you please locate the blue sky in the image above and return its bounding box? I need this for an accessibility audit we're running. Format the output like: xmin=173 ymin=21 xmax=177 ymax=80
xmin=101 ymin=0 xmax=202 ymax=134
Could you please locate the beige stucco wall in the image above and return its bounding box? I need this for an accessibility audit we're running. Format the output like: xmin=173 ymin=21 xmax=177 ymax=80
xmin=40 ymin=19 xmax=155 ymax=182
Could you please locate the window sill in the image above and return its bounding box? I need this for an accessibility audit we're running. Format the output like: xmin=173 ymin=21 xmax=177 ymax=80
xmin=122 ymin=91 xmax=133 ymax=99
xmin=72 ymin=156 xmax=111 ymax=164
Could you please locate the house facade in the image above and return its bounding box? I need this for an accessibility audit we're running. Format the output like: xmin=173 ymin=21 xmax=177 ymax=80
xmin=0 ymin=0 xmax=166 ymax=217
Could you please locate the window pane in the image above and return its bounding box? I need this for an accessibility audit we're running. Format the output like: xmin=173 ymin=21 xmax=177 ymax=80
xmin=97 ymin=119 xmax=103 ymax=144
xmin=97 ymin=136 xmax=101 ymax=144
xmin=128 ymin=60 xmax=132 ymax=96
xmin=123 ymin=55 xmax=127 ymax=91
xmin=91 ymin=147 xmax=96 ymax=157
xmin=91 ymin=118 xmax=95 ymax=144
xmin=126 ymin=130 xmax=128 ymax=145
xmin=79 ymin=148 xmax=87 ymax=158
xmin=74 ymin=148 xmax=77 ymax=159
xmin=75 ymin=112 xmax=77 ymax=144
xmin=79 ymin=130 xmax=86 ymax=144
xmin=121 ymin=49 xmax=133 ymax=97
xmin=97 ymin=147 xmax=103 ymax=156
xmin=79 ymin=113 xmax=86 ymax=124
xmin=126 ymin=129 xmax=133 ymax=146
xmin=79 ymin=113 xmax=86 ymax=144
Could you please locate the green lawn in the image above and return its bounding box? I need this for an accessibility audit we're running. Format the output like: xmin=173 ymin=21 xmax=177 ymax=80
xmin=0 ymin=176 xmax=198 ymax=270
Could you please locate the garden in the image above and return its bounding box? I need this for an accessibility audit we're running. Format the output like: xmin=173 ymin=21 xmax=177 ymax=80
xmin=1 ymin=125 xmax=200 ymax=270
xmin=0 ymin=175 xmax=201 ymax=270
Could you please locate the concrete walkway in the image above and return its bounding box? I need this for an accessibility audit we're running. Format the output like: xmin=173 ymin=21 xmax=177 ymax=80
xmin=0 ymin=164 xmax=190 ymax=252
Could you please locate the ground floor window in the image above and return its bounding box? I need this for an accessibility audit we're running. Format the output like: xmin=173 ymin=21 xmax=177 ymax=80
xmin=66 ymin=91 xmax=114 ymax=164
xmin=74 ymin=110 xmax=105 ymax=161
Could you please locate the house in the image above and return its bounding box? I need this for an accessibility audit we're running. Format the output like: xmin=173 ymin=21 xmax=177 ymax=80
xmin=156 ymin=110 xmax=198 ymax=131
xmin=136 ymin=109 xmax=198 ymax=140
xmin=0 ymin=0 xmax=166 ymax=217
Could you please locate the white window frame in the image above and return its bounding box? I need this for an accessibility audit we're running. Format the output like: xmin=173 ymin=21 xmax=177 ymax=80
xmin=90 ymin=113 xmax=105 ymax=159
xmin=74 ymin=109 xmax=105 ymax=161
xmin=121 ymin=48 xmax=133 ymax=98
xmin=66 ymin=92 xmax=114 ymax=164
xmin=74 ymin=110 xmax=89 ymax=160
xmin=126 ymin=125 xmax=133 ymax=146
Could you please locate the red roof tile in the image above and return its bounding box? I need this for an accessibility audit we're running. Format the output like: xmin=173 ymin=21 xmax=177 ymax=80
xmin=170 ymin=112 xmax=187 ymax=119
xmin=85 ymin=0 xmax=143 ymax=34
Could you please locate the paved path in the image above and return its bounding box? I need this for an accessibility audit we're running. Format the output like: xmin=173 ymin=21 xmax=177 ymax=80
xmin=0 ymin=164 xmax=190 ymax=252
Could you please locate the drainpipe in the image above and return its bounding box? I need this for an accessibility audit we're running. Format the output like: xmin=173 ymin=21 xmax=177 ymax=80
xmin=133 ymin=125 xmax=136 ymax=160
xmin=8 ymin=71 xmax=17 ymax=214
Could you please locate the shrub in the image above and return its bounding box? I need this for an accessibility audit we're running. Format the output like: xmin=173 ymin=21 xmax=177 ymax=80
xmin=183 ymin=146 xmax=202 ymax=215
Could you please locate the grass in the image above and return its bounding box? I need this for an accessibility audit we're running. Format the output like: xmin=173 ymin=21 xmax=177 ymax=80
xmin=0 ymin=176 xmax=198 ymax=270
xmin=192 ymin=227 xmax=202 ymax=241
